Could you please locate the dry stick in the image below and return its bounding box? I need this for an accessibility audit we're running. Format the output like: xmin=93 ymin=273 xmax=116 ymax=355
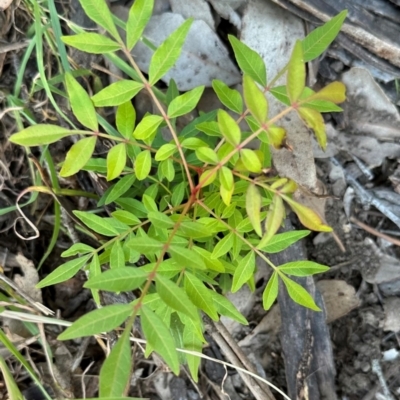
xmin=204 ymin=316 xmax=276 ymax=400
xmin=350 ymin=216 xmax=400 ymax=247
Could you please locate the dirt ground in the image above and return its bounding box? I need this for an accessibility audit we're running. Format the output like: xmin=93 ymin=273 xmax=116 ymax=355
xmin=1 ymin=1 xmax=400 ymax=399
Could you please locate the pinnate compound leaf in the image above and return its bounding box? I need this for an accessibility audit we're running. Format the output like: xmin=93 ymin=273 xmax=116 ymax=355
xmin=65 ymin=73 xmax=98 ymax=131
xmin=211 ymin=232 xmax=234 ymax=259
xmin=60 ymin=136 xmax=97 ymax=177
xmin=167 ymin=86 xmax=204 ymax=118
xmin=302 ymin=10 xmax=348 ymax=62
xmin=36 ymin=255 xmax=90 ymax=288
xmin=240 ymin=149 xmax=262 ymax=173
xmin=105 ymin=174 xmax=136 ymax=205
xmin=211 ymin=292 xmax=248 ymax=324
xmin=99 ymin=329 xmax=131 ymax=397
xmin=258 ymin=230 xmax=310 ymax=253
xmin=262 ymin=272 xmax=278 ymax=310
xmin=278 ymin=261 xmax=329 ymax=276
xmin=155 ymin=143 xmax=177 ymax=161
xmin=246 ymin=184 xmax=262 ymax=237
xmin=282 ymin=195 xmax=332 ymax=232
xmin=232 ymin=252 xmax=255 ymax=293
xmin=58 ymin=304 xmax=132 ymax=340
xmin=280 ymin=274 xmax=321 ymax=311
xmin=156 ymin=275 xmax=197 ymax=319
xmin=127 ymin=237 xmax=164 ymax=254
xmin=243 ymin=75 xmax=268 ymax=123
xmin=92 ymin=81 xmax=143 ymax=107
xmin=298 ymin=107 xmax=326 ymax=149
xmin=133 ymin=115 xmax=163 ymax=140
xmin=126 ymin=0 xmax=154 ymax=50
xmin=184 ymin=272 xmax=218 ymax=320
xmin=287 ymin=40 xmax=305 ymax=103
xmin=110 ymin=241 xmax=125 ymax=269
xmin=73 ymin=210 xmax=119 ymax=236
xmin=149 ymin=19 xmax=192 ymax=86
xmin=168 ymin=246 xmax=206 ymax=270
xmin=141 ymin=305 xmax=180 ymax=374
xmin=107 ymin=143 xmax=127 ymax=181
xmin=263 ymin=194 xmax=285 ymax=245
xmin=9 ymin=125 xmax=70 ymax=146
xmin=212 ymin=80 xmax=243 ymax=114
xmin=217 ymin=109 xmax=241 ymax=146
xmin=79 ymin=0 xmax=121 ymax=42
xmin=228 ymin=35 xmax=266 ymax=86
xmin=116 ymin=101 xmax=136 ymax=139
xmin=307 ymin=81 xmax=346 ymax=104
xmin=135 ymin=150 xmax=151 ymax=180
xmin=61 ymin=33 xmax=121 ymax=53
xmin=85 ymin=267 xmax=148 ymax=292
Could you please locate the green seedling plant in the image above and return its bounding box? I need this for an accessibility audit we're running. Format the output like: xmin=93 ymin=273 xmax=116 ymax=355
xmin=6 ymin=0 xmax=347 ymax=397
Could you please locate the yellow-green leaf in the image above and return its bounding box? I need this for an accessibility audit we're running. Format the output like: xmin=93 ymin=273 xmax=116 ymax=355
xmin=282 ymin=195 xmax=332 ymax=232
xmin=126 ymin=0 xmax=154 ymax=50
xmin=212 ymin=80 xmax=243 ymax=114
xmin=92 ymin=80 xmax=143 ymax=107
xmin=246 ymin=183 xmax=262 ymax=237
xmin=60 ymin=136 xmax=97 ymax=177
xmin=240 ymin=148 xmax=262 ymax=173
xmin=306 ymin=81 xmax=346 ymax=104
xmin=262 ymin=272 xmax=278 ymax=310
xmin=116 ymin=101 xmax=136 ymax=139
xmin=9 ymin=125 xmax=70 ymax=146
xmin=133 ymin=114 xmax=163 ymax=140
xmin=287 ymin=40 xmax=305 ymax=103
xmin=263 ymin=194 xmax=285 ymax=245
xmin=232 ymin=252 xmax=255 ymax=293
xmin=107 ymin=143 xmax=127 ymax=181
xmin=167 ymin=86 xmax=204 ymax=118
xmin=298 ymin=107 xmax=326 ymax=149
xmin=217 ymin=109 xmax=241 ymax=146
xmin=65 ymin=73 xmax=98 ymax=131
xmin=61 ymin=33 xmax=121 ymax=53
xmin=268 ymin=125 xmax=286 ymax=149
xmin=243 ymin=74 xmax=268 ymax=123
xmin=199 ymin=169 xmax=217 ymax=187
xmin=135 ymin=150 xmax=151 ymax=180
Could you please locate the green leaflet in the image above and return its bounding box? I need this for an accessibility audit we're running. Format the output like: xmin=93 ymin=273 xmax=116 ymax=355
xmin=168 ymin=246 xmax=206 ymax=270
xmin=62 ymin=33 xmax=121 ymax=53
xmin=79 ymin=0 xmax=121 ymax=42
xmin=9 ymin=125 xmax=71 ymax=146
xmin=212 ymin=80 xmax=243 ymax=114
xmin=243 ymin=74 xmax=268 ymax=124
xmin=280 ymin=274 xmax=321 ymax=311
xmin=73 ymin=210 xmax=119 ymax=236
xmin=155 ymin=143 xmax=177 ymax=161
xmin=149 ymin=19 xmax=192 ymax=85
xmin=141 ymin=306 xmax=180 ymax=374
xmin=85 ymin=267 xmax=148 ymax=292
xmin=104 ymin=174 xmax=136 ymax=205
xmin=278 ymin=261 xmax=329 ymax=276
xmin=184 ymin=272 xmax=218 ymax=320
xmin=92 ymin=80 xmax=143 ymax=107
xmin=58 ymin=304 xmax=132 ymax=340
xmin=116 ymin=101 xmax=136 ymax=139
xmin=60 ymin=136 xmax=97 ymax=177
xmin=126 ymin=0 xmax=154 ymax=50
xmin=133 ymin=114 xmax=163 ymax=140
xmin=228 ymin=35 xmax=267 ymax=86
xmin=262 ymin=272 xmax=278 ymax=310
xmin=258 ymin=230 xmax=310 ymax=253
xmin=302 ymin=10 xmax=348 ymax=62
xmin=156 ymin=274 xmax=198 ymax=319
xmin=127 ymin=236 xmax=164 ymax=254
xmin=36 ymin=255 xmax=90 ymax=288
xmin=287 ymin=40 xmax=305 ymax=103
xmin=135 ymin=150 xmax=152 ymax=180
xmin=245 ymin=183 xmax=262 ymax=237
xmin=107 ymin=143 xmax=127 ymax=181
xmin=217 ymin=109 xmax=241 ymax=146
xmin=65 ymin=72 xmax=98 ymax=131
xmin=167 ymin=86 xmax=204 ymax=118
xmin=211 ymin=291 xmax=248 ymax=324
xmin=110 ymin=241 xmax=125 ymax=269
xmin=211 ymin=232 xmax=234 ymax=259
xmin=231 ymin=252 xmax=255 ymax=293
xmin=99 ymin=329 xmax=131 ymax=397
